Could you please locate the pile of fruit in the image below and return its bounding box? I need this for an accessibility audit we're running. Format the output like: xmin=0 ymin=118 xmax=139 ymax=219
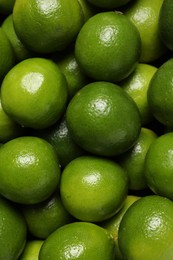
xmin=1 ymin=0 xmax=173 ymax=259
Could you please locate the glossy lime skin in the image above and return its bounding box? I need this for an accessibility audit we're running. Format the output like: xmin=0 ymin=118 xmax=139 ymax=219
xmin=147 ymin=58 xmax=173 ymax=128
xmin=118 ymin=195 xmax=173 ymax=260
xmin=75 ymin=11 xmax=141 ymax=83
xmin=0 ymin=196 xmax=27 ymax=259
xmin=13 ymin=0 xmax=84 ymax=53
xmin=22 ymin=192 xmax=73 ymax=239
xmin=60 ymin=155 xmax=128 ymax=222
xmin=0 ymin=136 xmax=61 ymax=204
xmin=66 ymin=81 xmax=141 ymax=156
xmin=145 ymin=132 xmax=173 ymax=200
xmin=39 ymin=222 xmax=116 ymax=260
xmin=1 ymin=57 xmax=68 ymax=129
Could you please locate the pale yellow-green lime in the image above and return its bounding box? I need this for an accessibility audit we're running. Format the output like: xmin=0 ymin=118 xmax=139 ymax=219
xmin=124 ymin=0 xmax=166 ymax=62
xmin=100 ymin=195 xmax=141 ymax=260
xmin=19 ymin=240 xmax=44 ymax=260
xmin=120 ymin=63 xmax=157 ymax=125
xmin=119 ymin=127 xmax=157 ymax=191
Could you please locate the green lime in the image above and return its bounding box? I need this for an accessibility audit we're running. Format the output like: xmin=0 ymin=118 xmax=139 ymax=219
xmin=0 ymin=136 xmax=61 ymax=204
xmin=13 ymin=0 xmax=84 ymax=53
xmin=144 ymin=132 xmax=173 ymax=200
xmin=119 ymin=127 xmax=157 ymax=191
xmin=0 ymin=195 xmax=27 ymax=259
xmin=147 ymin=58 xmax=173 ymax=128
xmin=75 ymin=11 xmax=141 ymax=82
xmin=2 ymin=14 xmax=33 ymax=62
xmin=1 ymin=57 xmax=68 ymax=129
xmin=120 ymin=63 xmax=157 ymax=125
xmin=60 ymin=155 xmax=128 ymax=222
xmin=66 ymin=81 xmax=141 ymax=156
xmin=39 ymin=222 xmax=116 ymax=259
xmin=19 ymin=240 xmax=44 ymax=260
xmin=22 ymin=192 xmax=74 ymax=239
xmin=124 ymin=0 xmax=166 ymax=62
xmin=118 ymin=195 xmax=173 ymax=260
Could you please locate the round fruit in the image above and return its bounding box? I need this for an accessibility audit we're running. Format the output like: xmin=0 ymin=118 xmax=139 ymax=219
xmin=0 ymin=136 xmax=61 ymax=204
xmin=144 ymin=132 xmax=173 ymax=200
xmin=39 ymin=222 xmax=116 ymax=260
xmin=13 ymin=0 xmax=84 ymax=53
xmin=66 ymin=81 xmax=141 ymax=156
xmin=1 ymin=57 xmax=68 ymax=129
xmin=60 ymin=155 xmax=128 ymax=222
xmin=118 ymin=195 xmax=173 ymax=260
xmin=75 ymin=11 xmax=141 ymax=82
xmin=147 ymin=58 xmax=173 ymax=128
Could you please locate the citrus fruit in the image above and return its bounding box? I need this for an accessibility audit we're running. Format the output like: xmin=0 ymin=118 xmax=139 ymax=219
xmin=19 ymin=240 xmax=44 ymax=260
xmin=0 ymin=136 xmax=61 ymax=204
xmin=75 ymin=11 xmax=141 ymax=82
xmin=0 ymin=27 xmax=15 ymax=83
xmin=13 ymin=0 xmax=84 ymax=53
xmin=118 ymin=195 xmax=173 ymax=260
xmin=60 ymin=155 xmax=128 ymax=222
xmin=66 ymin=81 xmax=141 ymax=157
xmin=147 ymin=58 xmax=173 ymax=128
xmin=39 ymin=222 xmax=116 ymax=260
xmin=100 ymin=195 xmax=141 ymax=260
xmin=118 ymin=127 xmax=157 ymax=191
xmin=0 ymin=96 xmax=24 ymax=143
xmin=34 ymin=115 xmax=85 ymax=169
xmin=124 ymin=0 xmax=166 ymax=63
xmin=120 ymin=63 xmax=157 ymax=125
xmin=0 ymin=0 xmax=15 ymax=15
xmin=1 ymin=57 xmax=68 ymax=129
xmin=0 ymin=195 xmax=27 ymax=259
xmin=144 ymin=132 xmax=173 ymax=200
xmin=86 ymin=0 xmax=133 ymax=9
xmin=2 ymin=14 xmax=33 ymax=62
xmin=159 ymin=0 xmax=173 ymax=51
xmin=54 ymin=49 xmax=90 ymax=99
xmin=22 ymin=192 xmax=74 ymax=239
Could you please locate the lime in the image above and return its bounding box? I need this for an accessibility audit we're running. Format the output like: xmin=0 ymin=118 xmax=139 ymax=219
xmin=0 ymin=136 xmax=61 ymax=204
